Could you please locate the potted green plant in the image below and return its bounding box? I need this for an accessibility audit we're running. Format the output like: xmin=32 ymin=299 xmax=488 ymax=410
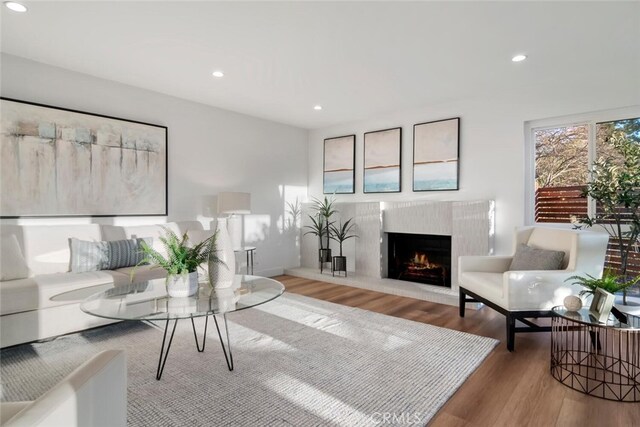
xmin=566 ymin=270 xmax=640 ymax=297
xmin=306 ymin=196 xmax=338 ymax=271
xmin=574 ymin=131 xmax=640 ymax=305
xmin=136 ymin=228 xmax=220 ymax=297
xmin=304 ymin=213 xmax=332 ymax=272
xmin=329 ymin=218 xmax=357 ymax=276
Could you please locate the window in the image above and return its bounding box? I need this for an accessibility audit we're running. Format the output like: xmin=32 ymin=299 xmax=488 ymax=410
xmin=534 ymin=124 xmax=589 ymax=223
xmin=527 ymin=110 xmax=640 ymax=276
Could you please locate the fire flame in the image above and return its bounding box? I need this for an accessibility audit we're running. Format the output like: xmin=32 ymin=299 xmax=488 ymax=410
xmin=408 ymin=252 xmax=441 ymax=270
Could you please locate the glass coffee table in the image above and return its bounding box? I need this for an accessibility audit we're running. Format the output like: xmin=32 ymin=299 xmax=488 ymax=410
xmin=81 ymin=275 xmax=284 ymax=380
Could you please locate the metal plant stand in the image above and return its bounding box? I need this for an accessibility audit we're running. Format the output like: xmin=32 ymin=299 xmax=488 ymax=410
xmin=551 ymin=306 xmax=640 ymax=402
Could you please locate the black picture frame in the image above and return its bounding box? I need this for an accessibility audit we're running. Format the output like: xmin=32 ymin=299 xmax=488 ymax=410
xmin=323 ymin=134 xmax=355 ymax=194
xmin=362 ymin=127 xmax=402 ymax=194
xmin=0 ymin=97 xmax=169 ymax=219
xmin=412 ymin=117 xmax=461 ymax=192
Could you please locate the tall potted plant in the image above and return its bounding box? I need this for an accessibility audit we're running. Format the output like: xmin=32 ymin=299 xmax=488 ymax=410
xmin=304 ymin=213 xmax=331 ymax=272
xmin=329 ymin=218 xmax=357 ymax=276
xmin=136 ymin=228 xmax=221 ymax=297
xmin=305 ymin=196 xmax=338 ymax=271
xmin=574 ymin=131 xmax=640 ymax=304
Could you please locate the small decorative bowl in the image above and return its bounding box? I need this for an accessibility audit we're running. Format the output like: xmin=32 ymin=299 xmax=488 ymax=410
xmin=563 ymin=295 xmax=583 ymax=312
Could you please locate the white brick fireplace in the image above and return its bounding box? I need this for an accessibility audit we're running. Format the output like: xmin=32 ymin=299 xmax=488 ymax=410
xmin=290 ymin=200 xmax=494 ymax=305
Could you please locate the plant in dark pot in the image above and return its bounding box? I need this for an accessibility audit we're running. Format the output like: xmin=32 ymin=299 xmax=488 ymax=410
xmin=305 ymin=196 xmax=338 ymax=272
xmin=329 ymin=218 xmax=357 ymax=277
xmin=135 ymin=228 xmax=221 ymax=298
xmin=304 ymin=213 xmax=332 ymax=272
xmin=573 ymin=130 xmax=640 ymax=307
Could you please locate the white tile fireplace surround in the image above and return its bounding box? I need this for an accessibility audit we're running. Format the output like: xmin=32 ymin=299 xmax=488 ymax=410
xmin=289 ymin=200 xmax=494 ymax=305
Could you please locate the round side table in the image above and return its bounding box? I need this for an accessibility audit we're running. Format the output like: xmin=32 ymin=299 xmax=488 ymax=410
xmin=551 ymin=306 xmax=640 ymax=402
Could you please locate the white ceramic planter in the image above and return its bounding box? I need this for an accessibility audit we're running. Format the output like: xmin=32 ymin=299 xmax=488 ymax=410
xmin=166 ymin=271 xmax=199 ymax=297
xmin=209 ymin=218 xmax=236 ymax=289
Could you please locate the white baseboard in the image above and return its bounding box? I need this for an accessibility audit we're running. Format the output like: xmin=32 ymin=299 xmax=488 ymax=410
xmin=255 ymin=267 xmax=284 ymax=278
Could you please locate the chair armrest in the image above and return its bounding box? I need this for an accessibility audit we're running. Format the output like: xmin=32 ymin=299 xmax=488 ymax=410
xmin=504 ymin=270 xmax=578 ymax=310
xmin=459 ymin=256 xmax=513 ymax=274
xmin=4 ymin=350 xmax=127 ymax=427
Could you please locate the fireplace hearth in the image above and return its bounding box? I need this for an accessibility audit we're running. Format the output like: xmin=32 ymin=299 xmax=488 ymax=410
xmin=387 ymin=233 xmax=452 ymax=287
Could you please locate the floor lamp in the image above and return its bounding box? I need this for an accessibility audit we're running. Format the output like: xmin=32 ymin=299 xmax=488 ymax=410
xmin=217 ymin=192 xmax=251 ymax=250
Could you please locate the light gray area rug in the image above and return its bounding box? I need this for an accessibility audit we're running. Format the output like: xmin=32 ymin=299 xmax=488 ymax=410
xmin=1 ymin=293 xmax=498 ymax=426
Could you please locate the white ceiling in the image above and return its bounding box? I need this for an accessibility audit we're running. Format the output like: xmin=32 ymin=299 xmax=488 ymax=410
xmin=1 ymin=1 xmax=639 ymax=129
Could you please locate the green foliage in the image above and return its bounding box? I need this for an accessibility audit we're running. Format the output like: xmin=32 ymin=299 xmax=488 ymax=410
xmin=576 ymin=131 xmax=640 ymax=280
xmin=311 ymin=195 xmax=338 ymax=220
xmin=329 ymin=218 xmax=357 ymax=256
xmin=566 ymin=270 xmax=640 ymax=297
xmin=135 ymin=227 xmax=221 ymax=277
xmin=309 ymin=195 xmax=338 ymax=249
xmin=304 ymin=213 xmax=331 ymax=249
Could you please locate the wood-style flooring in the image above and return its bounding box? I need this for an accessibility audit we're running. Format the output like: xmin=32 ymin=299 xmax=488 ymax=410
xmin=275 ymin=275 xmax=639 ymax=427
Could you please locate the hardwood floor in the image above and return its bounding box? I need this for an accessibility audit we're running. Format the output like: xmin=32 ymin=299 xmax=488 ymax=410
xmin=275 ymin=275 xmax=639 ymax=427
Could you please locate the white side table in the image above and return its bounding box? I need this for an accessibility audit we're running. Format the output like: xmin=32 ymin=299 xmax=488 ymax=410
xmin=234 ymin=247 xmax=256 ymax=275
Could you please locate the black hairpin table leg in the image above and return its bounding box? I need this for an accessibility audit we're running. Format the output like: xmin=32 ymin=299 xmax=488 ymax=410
xmin=191 ymin=315 xmax=209 ymax=352
xmin=156 ymin=319 xmax=178 ymax=380
xmin=213 ymin=313 xmax=234 ymax=371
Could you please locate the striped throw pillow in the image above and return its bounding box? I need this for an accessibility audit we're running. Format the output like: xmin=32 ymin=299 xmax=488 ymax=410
xmin=70 ymin=238 xmax=150 ymax=273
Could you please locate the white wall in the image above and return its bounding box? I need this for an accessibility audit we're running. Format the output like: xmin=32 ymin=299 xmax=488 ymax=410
xmin=0 ymin=54 xmax=308 ymax=276
xmin=308 ymin=81 xmax=639 ymax=255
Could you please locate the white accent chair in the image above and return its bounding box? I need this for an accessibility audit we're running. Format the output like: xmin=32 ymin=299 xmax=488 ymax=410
xmin=458 ymin=226 xmax=609 ymax=351
xmin=0 ymin=350 xmax=126 ymax=427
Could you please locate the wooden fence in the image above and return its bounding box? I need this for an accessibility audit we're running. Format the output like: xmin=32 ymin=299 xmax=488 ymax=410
xmin=535 ymin=185 xmax=639 ymax=277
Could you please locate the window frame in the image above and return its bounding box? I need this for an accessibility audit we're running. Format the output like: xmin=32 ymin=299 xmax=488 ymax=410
xmin=524 ymin=106 xmax=640 ymax=227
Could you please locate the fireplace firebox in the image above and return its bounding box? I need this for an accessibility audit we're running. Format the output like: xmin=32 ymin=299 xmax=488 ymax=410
xmin=387 ymin=233 xmax=451 ymax=287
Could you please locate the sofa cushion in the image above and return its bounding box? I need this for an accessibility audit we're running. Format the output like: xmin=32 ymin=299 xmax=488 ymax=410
xmin=70 ymin=238 xmax=149 ymax=273
xmin=1 ymin=224 xmax=103 ymax=276
xmin=1 ymin=234 xmax=31 ymax=281
xmin=509 ymin=244 xmax=565 ymax=271
xmin=0 ymin=271 xmax=128 ymax=316
xmin=526 ymin=227 xmax=573 ymax=268
xmin=187 ymin=229 xmax=215 ymax=247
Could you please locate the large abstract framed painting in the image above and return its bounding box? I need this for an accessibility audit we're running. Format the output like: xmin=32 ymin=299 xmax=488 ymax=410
xmin=323 ymin=135 xmax=355 ymax=194
xmin=0 ymin=98 xmax=168 ymax=217
xmin=413 ymin=117 xmax=460 ymax=191
xmin=363 ymin=127 xmax=401 ymax=193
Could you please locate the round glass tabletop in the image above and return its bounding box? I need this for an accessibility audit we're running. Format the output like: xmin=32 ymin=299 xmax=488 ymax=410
xmin=552 ymin=306 xmax=640 ymax=330
xmin=81 ymin=275 xmax=285 ymax=321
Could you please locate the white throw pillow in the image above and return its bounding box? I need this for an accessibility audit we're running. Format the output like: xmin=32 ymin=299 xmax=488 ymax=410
xmin=0 ymin=234 xmax=32 ymax=280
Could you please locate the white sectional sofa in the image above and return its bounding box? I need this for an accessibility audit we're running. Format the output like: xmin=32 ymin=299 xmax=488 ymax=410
xmin=0 ymin=221 xmax=204 ymax=348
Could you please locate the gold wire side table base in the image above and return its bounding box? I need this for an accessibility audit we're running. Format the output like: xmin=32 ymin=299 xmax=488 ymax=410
xmin=550 ymin=310 xmax=640 ymax=402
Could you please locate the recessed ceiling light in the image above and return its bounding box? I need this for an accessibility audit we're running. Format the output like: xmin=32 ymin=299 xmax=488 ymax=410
xmin=313 ymin=105 xmax=322 ymax=111
xmin=512 ymin=54 xmax=527 ymax=62
xmin=212 ymin=71 xmax=224 ymax=78
xmin=4 ymin=1 xmax=27 ymax=12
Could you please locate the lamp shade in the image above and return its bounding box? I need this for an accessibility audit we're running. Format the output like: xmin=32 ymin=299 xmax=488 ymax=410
xmin=217 ymin=192 xmax=251 ymax=214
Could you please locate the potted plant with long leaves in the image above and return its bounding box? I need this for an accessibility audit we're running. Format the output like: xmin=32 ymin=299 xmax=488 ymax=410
xmin=304 ymin=213 xmax=332 ymax=273
xmin=135 ymin=228 xmax=221 ymax=297
xmin=573 ymin=131 xmax=640 ymax=305
xmin=305 ymin=196 xmax=338 ymax=272
xmin=329 ymin=218 xmax=357 ymax=276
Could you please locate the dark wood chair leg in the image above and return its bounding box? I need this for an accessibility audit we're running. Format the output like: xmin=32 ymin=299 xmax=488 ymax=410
xmin=506 ymin=314 xmax=516 ymax=352
xmin=459 ymin=289 xmax=466 ymax=318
